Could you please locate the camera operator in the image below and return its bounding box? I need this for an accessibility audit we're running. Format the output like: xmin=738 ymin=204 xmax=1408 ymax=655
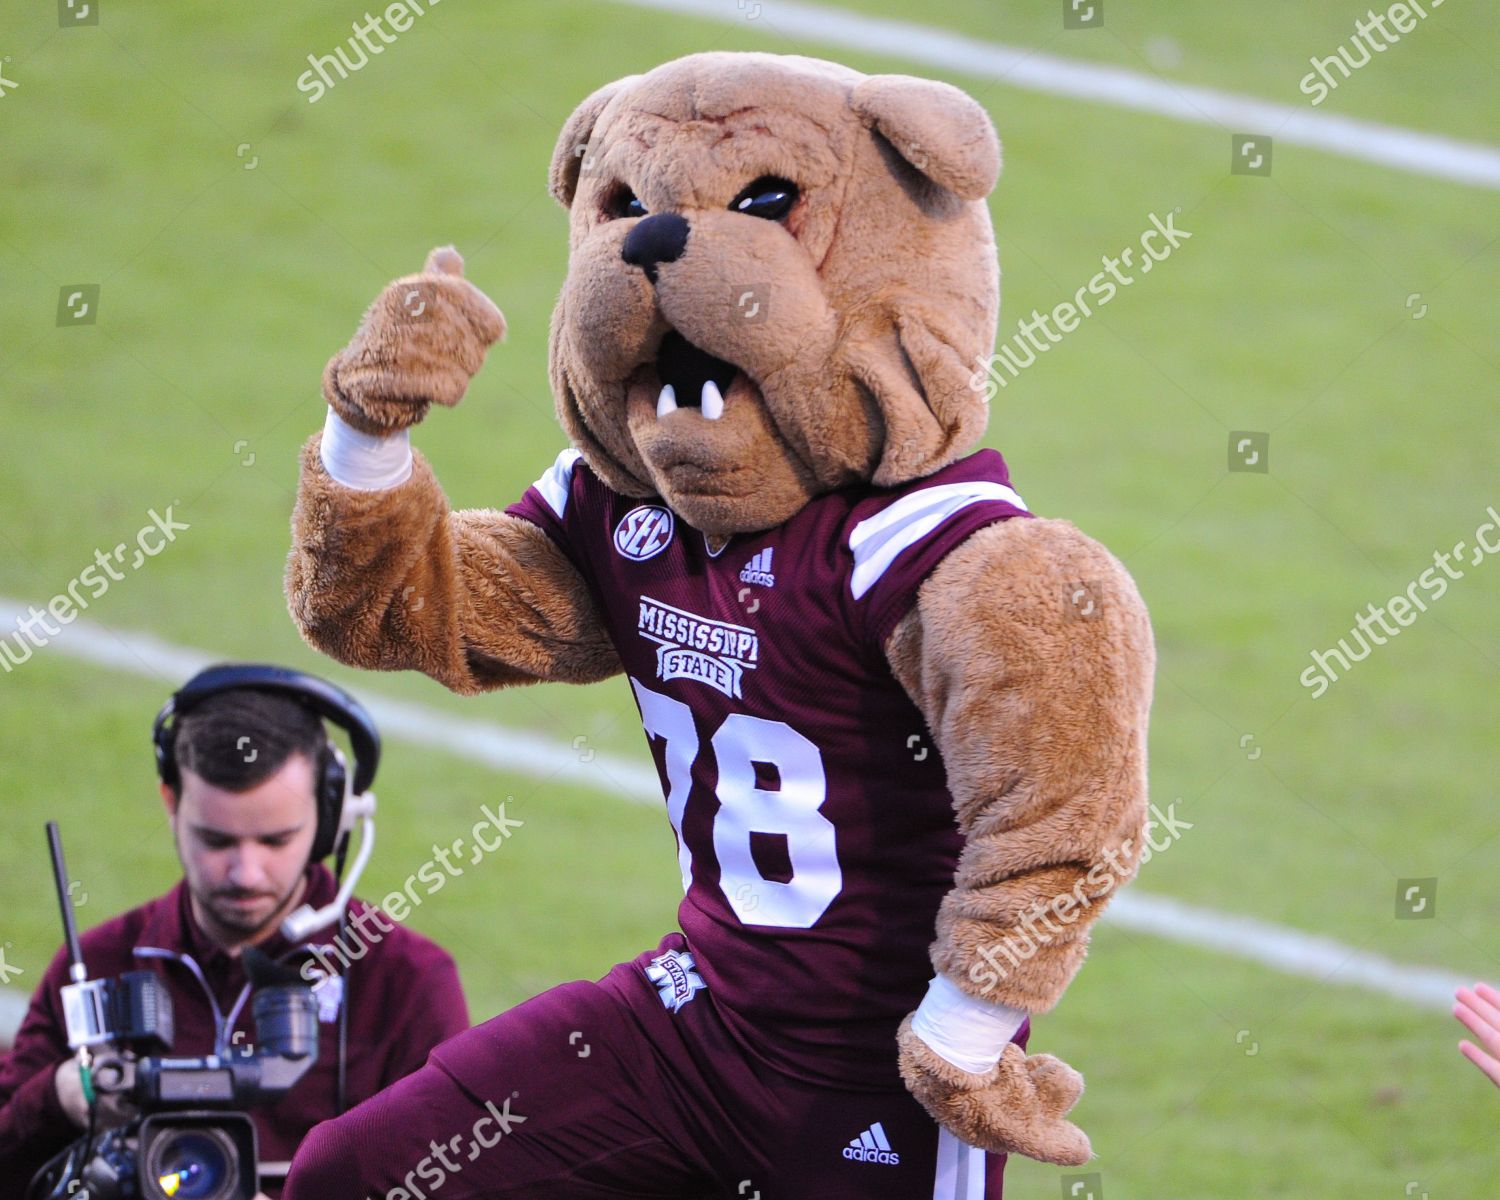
xmin=0 ymin=666 xmax=470 ymax=1197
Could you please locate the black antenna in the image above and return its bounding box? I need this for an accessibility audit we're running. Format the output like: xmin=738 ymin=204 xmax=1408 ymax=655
xmin=47 ymin=821 xmax=87 ymax=985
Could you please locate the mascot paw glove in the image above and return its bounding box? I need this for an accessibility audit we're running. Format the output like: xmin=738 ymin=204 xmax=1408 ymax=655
xmin=897 ymin=1013 xmax=1092 ymax=1166
xmin=323 ymin=244 xmax=508 ymax=436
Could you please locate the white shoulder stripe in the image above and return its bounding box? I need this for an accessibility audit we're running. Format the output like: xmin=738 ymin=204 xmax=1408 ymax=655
xmin=849 ymin=480 xmax=1027 ymax=600
xmin=532 ymin=448 xmax=584 ymax=519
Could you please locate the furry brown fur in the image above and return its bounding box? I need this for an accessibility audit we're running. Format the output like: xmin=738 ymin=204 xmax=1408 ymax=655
xmin=286 ymin=50 xmax=1153 ymax=1167
xmin=884 ymin=517 xmax=1154 ymax=1162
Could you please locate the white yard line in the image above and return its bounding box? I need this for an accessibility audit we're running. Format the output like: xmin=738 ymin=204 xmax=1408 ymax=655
xmin=0 ymin=600 xmax=1475 ymax=1024
xmin=1109 ymin=891 xmax=1469 ymax=1011
xmin=0 ymin=990 xmax=28 ymax=1048
xmin=614 ymin=0 xmax=1500 ymax=191
xmin=4 ymin=604 xmax=663 ymax=802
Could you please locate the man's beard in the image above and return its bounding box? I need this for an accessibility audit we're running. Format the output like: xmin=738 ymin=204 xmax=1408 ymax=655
xmin=200 ymin=876 xmax=304 ymax=942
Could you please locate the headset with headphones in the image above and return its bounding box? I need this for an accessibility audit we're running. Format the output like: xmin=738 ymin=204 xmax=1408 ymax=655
xmin=152 ymin=663 xmax=381 ymax=864
xmin=152 ymin=663 xmax=382 ymax=1116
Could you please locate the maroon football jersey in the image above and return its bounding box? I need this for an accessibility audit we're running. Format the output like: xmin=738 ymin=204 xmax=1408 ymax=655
xmin=507 ymin=449 xmax=1030 ymax=1089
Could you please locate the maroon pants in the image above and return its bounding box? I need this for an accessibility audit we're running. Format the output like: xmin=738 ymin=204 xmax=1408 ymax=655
xmin=285 ymin=935 xmax=1017 ymax=1199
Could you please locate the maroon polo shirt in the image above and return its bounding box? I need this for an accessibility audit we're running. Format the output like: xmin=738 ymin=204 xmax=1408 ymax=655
xmin=0 ymin=864 xmax=468 ymax=1197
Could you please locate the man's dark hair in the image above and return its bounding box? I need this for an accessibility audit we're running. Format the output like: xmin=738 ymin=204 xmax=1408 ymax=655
xmin=171 ymin=688 xmax=329 ymax=793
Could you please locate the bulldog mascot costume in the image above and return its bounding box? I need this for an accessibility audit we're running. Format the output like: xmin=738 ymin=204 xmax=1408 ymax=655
xmin=283 ymin=51 xmax=1154 ymax=1200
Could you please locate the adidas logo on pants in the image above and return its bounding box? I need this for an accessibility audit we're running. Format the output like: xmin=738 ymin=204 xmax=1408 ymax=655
xmin=843 ymin=1121 xmax=901 ymax=1165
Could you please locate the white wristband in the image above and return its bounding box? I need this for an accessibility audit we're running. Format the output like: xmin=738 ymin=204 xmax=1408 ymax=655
xmin=319 ymin=407 xmax=413 ymax=491
xmin=910 ymin=973 xmax=1029 ymax=1074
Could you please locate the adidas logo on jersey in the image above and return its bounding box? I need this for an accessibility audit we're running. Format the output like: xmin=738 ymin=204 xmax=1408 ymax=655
xmin=738 ymin=547 xmax=775 ymax=588
xmin=842 ymin=1122 xmax=900 ymax=1165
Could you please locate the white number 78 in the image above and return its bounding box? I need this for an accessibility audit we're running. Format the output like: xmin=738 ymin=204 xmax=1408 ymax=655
xmin=632 ymin=677 xmax=841 ymax=929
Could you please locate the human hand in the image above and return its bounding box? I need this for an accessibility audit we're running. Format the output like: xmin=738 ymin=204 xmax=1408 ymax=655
xmin=53 ymin=1057 xmax=89 ymax=1129
xmin=53 ymin=1054 xmax=139 ymax=1131
xmin=1454 ymin=982 xmax=1500 ymax=1089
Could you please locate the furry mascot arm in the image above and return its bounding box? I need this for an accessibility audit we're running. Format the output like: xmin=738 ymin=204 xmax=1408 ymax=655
xmin=286 ymin=247 xmax=621 ymax=695
xmin=884 ymin=514 xmax=1155 ymax=1165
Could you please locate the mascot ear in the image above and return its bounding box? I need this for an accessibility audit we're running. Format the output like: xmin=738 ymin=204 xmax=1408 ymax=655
xmin=850 ymin=74 xmax=1000 ymax=201
xmin=549 ymin=79 xmax=630 ymax=208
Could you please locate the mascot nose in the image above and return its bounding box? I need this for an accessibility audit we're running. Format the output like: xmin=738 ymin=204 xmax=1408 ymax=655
xmin=621 ymin=213 xmax=690 ymax=283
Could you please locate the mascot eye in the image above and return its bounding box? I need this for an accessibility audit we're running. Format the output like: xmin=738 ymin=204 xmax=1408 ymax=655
xmin=606 ymin=186 xmax=647 ymax=220
xmin=730 ymin=176 xmax=799 ymax=221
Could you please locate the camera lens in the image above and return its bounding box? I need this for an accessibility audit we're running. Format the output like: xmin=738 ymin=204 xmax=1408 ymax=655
xmin=144 ymin=1127 xmax=238 ymax=1200
xmin=253 ymin=984 xmax=318 ymax=1060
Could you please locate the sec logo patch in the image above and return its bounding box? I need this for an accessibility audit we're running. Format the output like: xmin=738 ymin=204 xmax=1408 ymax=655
xmin=614 ymin=505 xmax=675 ymax=561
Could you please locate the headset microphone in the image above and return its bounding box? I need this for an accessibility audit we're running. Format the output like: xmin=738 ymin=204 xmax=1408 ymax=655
xmin=279 ymin=786 xmax=377 ymax=941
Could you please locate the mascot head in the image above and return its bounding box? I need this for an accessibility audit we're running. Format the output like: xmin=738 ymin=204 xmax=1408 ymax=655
xmin=546 ymin=51 xmax=1002 ymax=537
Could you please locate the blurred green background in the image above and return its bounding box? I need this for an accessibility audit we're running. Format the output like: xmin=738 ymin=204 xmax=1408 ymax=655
xmin=1 ymin=1 xmax=1496 ymax=1195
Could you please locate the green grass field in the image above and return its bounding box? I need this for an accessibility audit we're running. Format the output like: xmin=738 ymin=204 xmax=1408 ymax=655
xmin=2 ymin=2 xmax=1497 ymax=1194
